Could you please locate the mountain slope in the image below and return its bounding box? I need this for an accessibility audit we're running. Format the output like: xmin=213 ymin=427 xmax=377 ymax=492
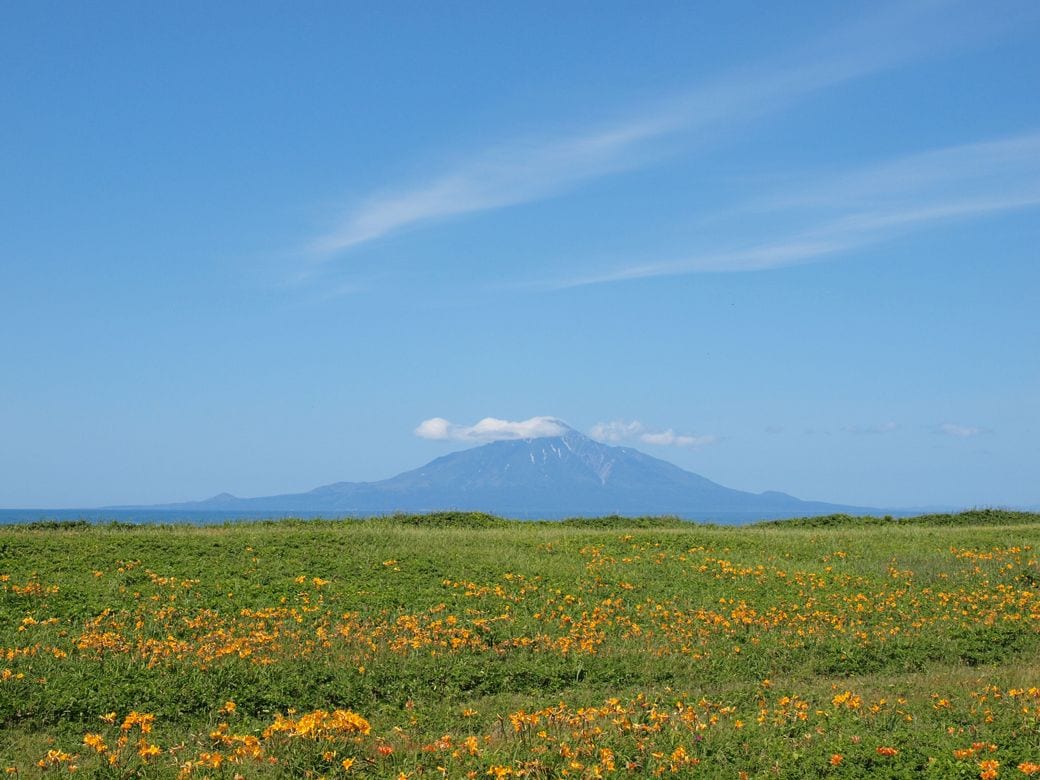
xmin=154 ymin=427 xmax=874 ymax=522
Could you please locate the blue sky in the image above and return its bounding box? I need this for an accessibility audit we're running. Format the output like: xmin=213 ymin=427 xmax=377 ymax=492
xmin=2 ymin=1 xmax=1038 ymax=509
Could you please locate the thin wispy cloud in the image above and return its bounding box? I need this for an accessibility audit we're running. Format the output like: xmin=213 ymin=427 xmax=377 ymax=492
xmin=763 ymin=133 xmax=1040 ymax=211
xmin=308 ymin=2 xmax=1001 ymax=258
xmin=589 ymin=419 xmax=717 ymax=448
xmin=640 ymin=429 xmax=719 ymax=448
xmin=936 ymin=422 xmax=986 ymax=438
xmin=549 ymin=132 xmax=1040 ymax=288
xmin=311 ymin=119 xmax=675 ymax=255
xmin=842 ymin=422 xmax=900 ymax=435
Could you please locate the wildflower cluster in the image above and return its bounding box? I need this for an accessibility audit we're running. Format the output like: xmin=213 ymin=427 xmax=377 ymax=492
xmin=1 ymin=521 xmax=1038 ymax=776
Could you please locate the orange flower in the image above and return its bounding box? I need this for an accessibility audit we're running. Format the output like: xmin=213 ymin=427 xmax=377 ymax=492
xmin=877 ymin=746 xmax=899 ymax=757
xmin=198 ymin=752 xmax=224 ymax=769
xmin=82 ymin=734 xmax=107 ymax=754
xmin=830 ymin=754 xmax=843 ymax=766
xmin=137 ymin=743 xmax=161 ymax=760
xmin=36 ymin=751 xmax=73 ymax=769
xmin=121 ymin=711 xmax=155 ymax=734
xmin=263 ymin=709 xmax=371 ymax=739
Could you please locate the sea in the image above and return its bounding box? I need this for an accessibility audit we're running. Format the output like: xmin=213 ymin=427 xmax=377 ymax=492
xmin=0 ymin=508 xmax=746 ymax=525
xmin=0 ymin=508 xmax=349 ymax=526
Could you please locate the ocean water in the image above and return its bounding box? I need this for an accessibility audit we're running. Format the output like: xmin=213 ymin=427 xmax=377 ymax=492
xmin=0 ymin=508 xmax=351 ymax=526
xmin=0 ymin=507 xmax=949 ymax=526
xmin=0 ymin=508 xmax=749 ymax=525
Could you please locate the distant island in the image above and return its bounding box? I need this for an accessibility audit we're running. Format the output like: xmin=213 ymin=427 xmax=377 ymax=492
xmin=134 ymin=422 xmax=877 ymax=523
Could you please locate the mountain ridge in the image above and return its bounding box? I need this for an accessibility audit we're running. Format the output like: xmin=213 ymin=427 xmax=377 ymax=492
xmin=144 ymin=427 xmax=876 ymax=522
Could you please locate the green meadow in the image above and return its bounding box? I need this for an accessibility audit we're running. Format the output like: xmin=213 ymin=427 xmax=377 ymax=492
xmin=1 ymin=510 xmax=1038 ymax=778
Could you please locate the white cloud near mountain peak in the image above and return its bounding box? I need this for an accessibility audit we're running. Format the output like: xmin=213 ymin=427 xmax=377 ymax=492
xmin=588 ymin=420 xmax=644 ymax=443
xmin=589 ymin=419 xmax=717 ymax=448
xmin=415 ymin=416 xmax=717 ymax=448
xmin=415 ymin=416 xmax=568 ymax=442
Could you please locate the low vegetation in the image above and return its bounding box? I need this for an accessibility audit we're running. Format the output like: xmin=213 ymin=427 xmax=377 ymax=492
xmin=1 ymin=510 xmax=1038 ymax=777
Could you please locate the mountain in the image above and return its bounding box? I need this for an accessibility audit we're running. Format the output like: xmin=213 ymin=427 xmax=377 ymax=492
xmin=151 ymin=424 xmax=875 ymax=522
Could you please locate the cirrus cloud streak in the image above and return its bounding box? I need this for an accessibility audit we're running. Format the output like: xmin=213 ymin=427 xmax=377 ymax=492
xmin=307 ymin=3 xmax=1007 ymax=258
xmin=548 ymin=132 xmax=1040 ymax=288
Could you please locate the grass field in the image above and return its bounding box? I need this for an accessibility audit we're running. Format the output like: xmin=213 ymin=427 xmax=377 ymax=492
xmin=1 ymin=510 xmax=1039 ymax=778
